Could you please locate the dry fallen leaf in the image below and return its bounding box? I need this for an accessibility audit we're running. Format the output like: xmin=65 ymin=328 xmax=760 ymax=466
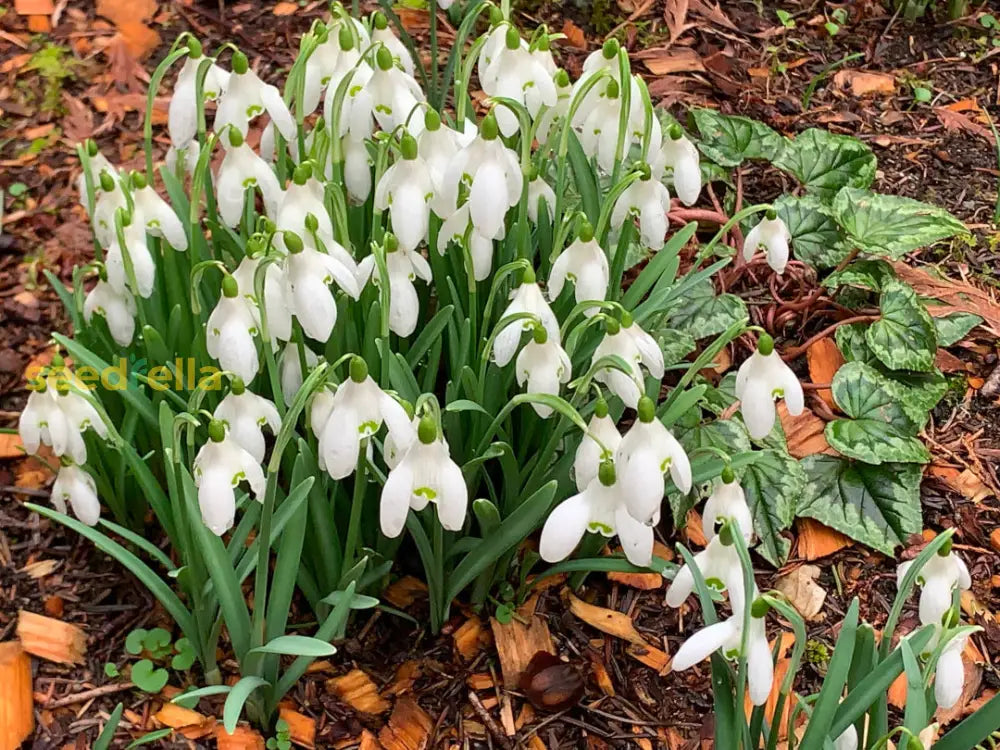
xmin=927 ymin=464 xmax=992 ymax=503
xmin=832 ymin=69 xmax=896 ymax=97
xmin=0 ymin=434 xmax=25 ymax=459
xmin=561 ymin=20 xmax=587 ymax=50
xmin=892 ymin=262 xmax=1000 ymax=338
xmin=273 ymin=1 xmax=298 ymax=16
xmin=607 ymin=541 xmax=673 ymax=589
xmin=564 ymin=590 xmax=648 ymax=646
xmin=806 ymin=338 xmax=844 ymax=410
xmin=796 ymin=518 xmax=852 ymax=561
xmin=774 ymin=565 xmax=827 ymax=621
xmin=664 ymin=0 xmax=698 ymax=46
xmin=935 ymin=106 xmax=995 ymax=144
xmin=779 ymin=403 xmax=838 ymax=459
xmin=637 ymin=47 xmax=705 ymax=76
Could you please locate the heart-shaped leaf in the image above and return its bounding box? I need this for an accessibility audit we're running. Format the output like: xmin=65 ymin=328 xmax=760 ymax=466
xmin=774 ymin=194 xmax=852 ymax=268
xmin=825 ymin=418 xmax=930 ymax=465
xmin=932 ymin=311 xmax=982 ymax=347
xmin=831 ymin=362 xmax=915 ymax=432
xmin=691 ymin=109 xmax=784 ymax=166
xmin=739 ymin=450 xmax=805 ymax=566
xmin=125 ymin=629 xmax=148 ymax=656
xmin=130 ymin=659 xmax=169 ymax=694
xmin=866 ymin=279 xmax=937 ymax=372
xmin=773 ymin=129 xmax=877 ymax=199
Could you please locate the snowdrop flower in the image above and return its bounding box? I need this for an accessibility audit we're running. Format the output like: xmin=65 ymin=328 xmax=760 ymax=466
xmin=742 ymin=209 xmax=791 ymax=275
xmin=666 ymin=531 xmax=746 ymax=608
xmin=896 ymin=540 xmax=971 ymax=628
xmin=616 ymin=396 xmax=691 ymax=525
xmin=193 ymin=420 xmax=265 ymax=535
xmin=19 ymin=361 xmax=108 ymax=464
xmin=526 ymin=175 xmax=556 ymax=224
xmin=279 ymin=341 xmax=318 ymax=404
xmin=92 ymin=171 xmax=127 ymax=249
xmin=130 ymin=173 xmax=188 ymax=251
xmin=383 ymin=412 xmax=418 ymax=471
xmin=51 ymin=464 xmax=100 ymax=526
xmin=275 ymin=169 xmax=358 ymax=273
xmin=611 ymin=165 xmax=671 ymax=250
xmin=441 ymin=113 xmax=522 ymax=240
xmin=371 ymin=12 xmax=414 ymax=76
xmin=735 ymin=334 xmax=803 ymax=440
xmin=574 ymin=400 xmax=621 ymax=492
xmin=206 ymin=275 xmax=260 ymax=383
xmin=575 ymin=78 xmax=629 ymax=175
xmin=656 ymin=124 xmax=701 ymax=206
xmin=216 ymin=128 xmax=283 ymax=228
xmin=357 ymin=236 xmax=432 ymax=337
xmin=535 ymin=68 xmax=572 ymax=145
xmin=436 ymin=202 xmax=497 ymax=282
xmin=84 ymin=277 xmax=137 ymax=347
xmin=232 ymin=254 xmax=293 ymax=344
xmin=214 ymin=51 xmax=295 ymax=142
xmin=104 ymin=211 xmax=156 ymax=299
xmin=343 ymin=136 xmax=373 ymax=203
xmin=312 ymin=357 xmax=411 ymax=479
xmin=547 ymin=222 xmax=608 ymax=315
xmin=591 ymin=316 xmax=664 ymax=409
xmin=380 ymin=417 xmax=468 ymax=538
xmin=672 ymin=606 xmax=773 ymax=706
xmin=168 ymin=39 xmax=230 ymax=151
xmin=375 ymin=132 xmax=433 ymax=252
xmin=834 ymin=726 xmax=858 ymax=750
xmin=282 ymin=230 xmax=360 ymax=342
xmin=540 ymin=459 xmax=654 ymax=567
xmin=419 ymin=110 xmax=476 ymax=217
xmin=77 ymin=144 xmax=117 ymax=209
xmin=303 ymin=19 xmax=370 ymax=114
xmin=702 ymin=469 xmax=753 ymax=543
xmin=213 ymin=378 xmax=280 ymax=464
xmin=934 ymin=632 xmax=969 ymax=710
xmin=480 ymin=27 xmax=557 ymax=137
xmin=368 ymin=45 xmax=426 ymax=135
xmin=493 ymin=268 xmax=560 ymax=368
xmin=515 ymin=326 xmax=572 ymax=416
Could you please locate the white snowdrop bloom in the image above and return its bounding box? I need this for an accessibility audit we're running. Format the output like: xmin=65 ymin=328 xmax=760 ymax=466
xmin=51 ymin=464 xmax=101 ymax=526
xmin=615 ymin=396 xmax=691 ymax=525
xmin=322 ymin=57 xmax=375 ymax=140
xmin=574 ymin=74 xmax=659 ymax=176
xmin=303 ymin=19 xmax=370 ymax=114
xmin=77 ymin=148 xmax=117 ymax=209
xmin=216 ymin=128 xmax=284 ymax=228
xmin=380 ymin=418 xmax=468 ymax=538
xmin=232 ymin=255 xmax=293 ymax=344
xmin=514 ymin=328 xmax=572 ymax=417
xmin=343 ymin=136 xmax=373 ymax=203
xmin=434 ymin=0 xmax=455 ymax=7
xmin=540 ymin=460 xmax=654 ymax=567
xmin=383 ymin=413 xmax=418 ymax=471
xmin=92 ymin=172 xmax=128 ymax=249
xmin=480 ymin=27 xmax=557 ymax=137
xmin=168 ymin=41 xmax=230 ymax=150
xmin=735 ymin=335 xmax=803 ymax=440
xmin=206 ymin=275 xmax=260 ymax=383
xmin=213 ymin=380 xmax=280 ymax=464
xmin=702 ymin=472 xmax=753 ymax=543
xmin=19 ymin=365 xmax=108 ymax=464
xmin=282 ymin=230 xmax=361 ymax=342
xmin=131 ymin=175 xmax=188 ymax=251
xmin=492 ymin=270 xmax=560 ymax=368
xmin=105 ymin=215 xmax=156 ymax=299
xmin=193 ymin=421 xmax=266 ymax=535
xmin=934 ymin=632 xmax=969 ymax=710
xmin=834 ymin=726 xmax=858 ymax=750
xmin=436 ymin=202 xmax=497 ymax=282
xmin=527 ymin=176 xmax=556 ymax=224
xmin=84 ymin=279 xmax=137 ymax=347
xmin=896 ymin=543 xmax=972 ymax=628
xmin=279 ymin=341 xmax=318 ymax=404
xmin=274 ymin=172 xmax=358 ymax=272
xmin=214 ymin=51 xmax=295 ymax=142
xmin=672 ymin=608 xmax=773 ymax=707
xmin=656 ymin=125 xmax=702 ymax=206
xmin=574 ymin=403 xmax=622 ymax=492
xmin=742 ymin=210 xmax=791 ymax=275
xmin=441 ymin=114 xmax=522 ymax=240
xmin=312 ymin=357 xmax=411 ymax=478
xmin=591 ymin=317 xmax=664 ymax=409
xmin=368 ymin=45 xmax=426 ymax=135
xmin=356 ymin=240 xmax=431 ymax=338
xmin=371 ymin=12 xmax=414 ymax=76
xmin=611 ymin=168 xmax=671 ymax=250
xmin=666 ymin=534 xmax=745 ymax=608
xmin=534 ymin=68 xmax=572 ymax=146
xmin=547 ymin=225 xmax=609 ymax=315
xmin=165 ymin=143 xmax=200 ymax=176
xmin=418 ymin=111 xmax=476 ymax=217
xmin=375 ymin=132 xmax=434 ymax=252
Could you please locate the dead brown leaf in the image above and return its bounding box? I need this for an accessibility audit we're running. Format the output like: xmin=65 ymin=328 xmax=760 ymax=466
xmin=664 ymin=0 xmax=698 ymax=46
xmin=935 ymin=106 xmax=995 ymax=144
xmin=774 ymin=565 xmax=827 ymax=620
xmin=779 ymin=402 xmax=838 ymax=459
xmin=564 ymin=590 xmax=648 ymax=646
xmin=806 ymin=338 xmax=844 ymax=409
xmin=14 ymin=0 xmax=53 ymax=14
xmin=273 ymin=1 xmax=298 ymax=15
xmin=928 ymin=464 xmax=992 ymax=503
xmin=0 ymin=434 xmax=25 ymax=459
xmin=832 ymin=69 xmax=896 ymax=97
xmin=561 ymin=20 xmax=587 ymax=50
xmin=636 ymin=47 xmax=706 ymax=76
xmin=607 ymin=541 xmax=673 ymax=589
xmin=688 ymin=0 xmax=739 ymax=31
xmin=96 ymin=0 xmax=156 ymax=25
xmin=891 ymin=263 xmax=1000 ymax=337
xmin=796 ymin=518 xmax=852 ymax=561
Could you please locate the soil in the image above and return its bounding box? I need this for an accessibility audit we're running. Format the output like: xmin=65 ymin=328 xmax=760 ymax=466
xmin=2 ymin=1 xmax=1000 ymax=747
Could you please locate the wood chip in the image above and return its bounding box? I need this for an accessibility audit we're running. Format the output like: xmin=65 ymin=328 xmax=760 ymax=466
xmin=590 ymin=657 xmax=615 ymax=696
xmin=153 ymin=703 xmax=207 ymax=729
xmin=832 ymin=69 xmax=896 ymax=97
xmin=607 ymin=542 xmax=672 ymax=589
xmin=466 ymin=672 xmax=494 ymax=691
xmin=453 ymin=616 xmax=488 ymax=661
xmin=806 ymin=339 xmax=844 ymax=410
xmin=382 ymin=576 xmax=428 ymax=608
xmin=564 ymin=590 xmax=648 ymax=647
xmin=17 ymin=611 xmax=86 ymax=664
xmin=278 ymin=707 xmax=316 ymax=749
xmin=358 ymin=730 xmax=382 ymax=750
xmin=0 ymin=643 xmax=33 ymax=750
xmin=928 ymin=464 xmax=993 ymax=503
xmin=626 ymin=643 xmax=671 ymax=675
xmin=326 ymin=669 xmax=390 ymax=715
xmin=795 ymin=518 xmax=852 ymax=561
xmin=216 ymin=724 xmax=267 ymax=750
xmin=14 ymin=0 xmax=54 ymax=14
xmin=779 ymin=403 xmax=837 ymax=459
xmin=561 ymin=19 xmax=586 ymax=49
xmin=377 ymin=696 xmax=432 ymax=750
xmin=273 ymin=1 xmax=298 ymax=14
xmin=490 ymin=595 xmax=555 ymax=689
xmin=682 ymin=510 xmax=707 ymax=548
xmin=0 ymin=434 xmax=25 ymax=459
xmin=384 ymin=660 xmax=422 ymax=697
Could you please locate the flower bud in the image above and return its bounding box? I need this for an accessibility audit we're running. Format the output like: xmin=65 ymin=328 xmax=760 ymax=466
xmin=292 ymin=163 xmax=312 ymax=185
xmin=536 ymin=35 xmax=550 ymax=52
xmin=721 ymin=466 xmax=735 ymax=484
xmin=284 ymin=231 xmax=304 ymax=254
xmin=384 ymin=233 xmax=399 ymax=253
xmin=598 ymin=459 xmax=616 ymax=487
xmin=765 ymin=207 xmax=778 ymax=221
xmin=99 ymin=171 xmax=115 ymax=193
xmin=938 ymin=537 xmax=953 ymax=556
xmin=756 ymin=333 xmax=774 ymax=356
xmin=594 ymin=397 xmax=609 ymax=419
xmin=222 ymin=274 xmax=239 ymax=298
xmin=232 ymin=51 xmax=249 ymax=75
xmin=187 ymin=37 xmax=203 ymax=58
xmin=532 ymin=325 xmax=548 ymax=345
xmin=376 ymin=45 xmax=393 ymax=71
xmin=505 ymin=26 xmax=520 ymax=50
xmin=305 ymin=212 xmax=320 ymax=233
xmin=86 ymin=139 xmax=99 ymax=157
xmin=605 ymin=78 xmax=620 ymax=100
xmin=619 ymin=310 xmax=633 ymax=328
xmin=228 ymin=127 xmax=244 ymax=148
xmin=131 ymin=171 xmax=147 ymax=190
xmin=373 ymin=11 xmax=388 ymax=30
xmin=339 ymin=23 xmax=354 ymax=51
xmin=602 ymin=38 xmax=619 ymax=59
xmin=578 ymin=220 xmax=594 ymax=243
xmin=637 ymin=396 xmax=655 ymax=424
xmin=751 ymin=597 xmax=770 ymax=619
xmin=349 ymin=355 xmax=368 ymax=383
xmin=554 ymin=68 xmax=570 ymax=88
xmin=400 ymin=132 xmax=418 ymax=160
xmin=231 ymin=376 xmax=246 ymax=395
xmin=424 ymin=109 xmax=441 ymax=132
xmin=668 ymin=123 xmax=684 ymax=141
xmin=604 ymin=317 xmax=620 ymax=336
xmin=521 ymin=265 xmax=536 ymax=284
xmin=480 ymin=112 xmax=499 ymax=141
xmin=208 ymin=419 xmax=226 ymax=442
xmin=417 ymin=416 xmax=437 ymax=445
xmin=488 ymin=6 xmax=503 ymax=25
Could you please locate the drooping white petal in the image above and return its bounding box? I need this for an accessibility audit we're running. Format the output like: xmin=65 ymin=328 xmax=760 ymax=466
xmin=672 ymin=619 xmax=740 ymax=672
xmin=539 ymin=492 xmax=591 ymax=562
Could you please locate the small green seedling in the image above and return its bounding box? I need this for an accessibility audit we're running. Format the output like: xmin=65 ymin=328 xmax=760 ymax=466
xmin=266 ymin=719 xmax=292 ymax=750
xmin=776 ymin=9 xmax=796 ymax=28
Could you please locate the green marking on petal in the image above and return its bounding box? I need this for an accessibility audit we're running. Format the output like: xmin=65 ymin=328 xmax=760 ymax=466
xmin=587 ymin=521 xmax=614 ymax=535
xmin=414 ymin=487 xmax=437 ymax=500
xmin=358 ymin=420 xmax=379 ymax=435
xmin=772 ymin=388 xmax=784 ymax=400
xmin=705 ymin=576 xmax=726 ymax=591
xmin=660 ymin=457 xmax=672 ymax=473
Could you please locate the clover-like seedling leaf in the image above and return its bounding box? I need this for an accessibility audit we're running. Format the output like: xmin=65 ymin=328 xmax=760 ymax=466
xmin=171 ymin=638 xmax=196 ymax=671
xmin=104 ymin=662 xmax=120 ymax=678
xmin=125 ymin=629 xmax=148 ymax=656
xmin=142 ymin=628 xmax=172 ymax=658
xmin=131 ymin=659 xmax=170 ymax=694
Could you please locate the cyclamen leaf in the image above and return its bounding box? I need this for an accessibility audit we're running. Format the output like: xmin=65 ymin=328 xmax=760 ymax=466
xmin=662 ymin=279 xmax=747 ymax=340
xmin=866 ymin=280 xmax=937 ymax=372
xmin=825 ymin=419 xmax=930 ymax=465
xmin=690 ymin=109 xmax=784 ymax=167
xmin=836 ymin=323 xmax=879 ymax=366
xmin=932 ymin=311 xmax=982 ymax=347
xmin=831 ymin=362 xmax=915 ymax=432
xmin=823 ymin=259 xmax=895 ymax=291
xmin=657 ymin=328 xmax=697 ymax=367
xmin=773 ymin=194 xmax=852 ymax=269
xmin=739 ymin=450 xmax=805 ymax=566
xmin=797 ymin=455 xmax=922 ymax=554
xmin=773 ymin=129 xmax=877 ymax=200
xmin=832 ymin=188 xmax=967 ymax=259
xmin=677 ymin=418 xmax=752 ymax=457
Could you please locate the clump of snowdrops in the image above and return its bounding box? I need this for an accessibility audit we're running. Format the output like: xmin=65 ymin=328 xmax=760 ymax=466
xmin=15 ymin=0 xmax=999 ymax=741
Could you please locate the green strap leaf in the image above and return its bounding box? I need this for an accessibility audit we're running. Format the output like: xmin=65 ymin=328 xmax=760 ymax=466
xmin=249 ymin=635 xmax=337 ymax=657
xmin=222 ymin=675 xmax=270 ymax=734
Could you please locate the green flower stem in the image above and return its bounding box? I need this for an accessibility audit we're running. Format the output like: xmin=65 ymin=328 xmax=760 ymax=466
xmin=144 ymin=42 xmax=190 ymax=181
xmin=341 ymin=445 xmax=369 ymax=581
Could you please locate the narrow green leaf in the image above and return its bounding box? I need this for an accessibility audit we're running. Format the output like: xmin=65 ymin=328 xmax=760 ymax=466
xmin=249 ymin=635 xmax=337 ymax=657
xmin=222 ymin=676 xmax=270 ymax=734
xmin=94 ymin=703 xmax=124 ymax=750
